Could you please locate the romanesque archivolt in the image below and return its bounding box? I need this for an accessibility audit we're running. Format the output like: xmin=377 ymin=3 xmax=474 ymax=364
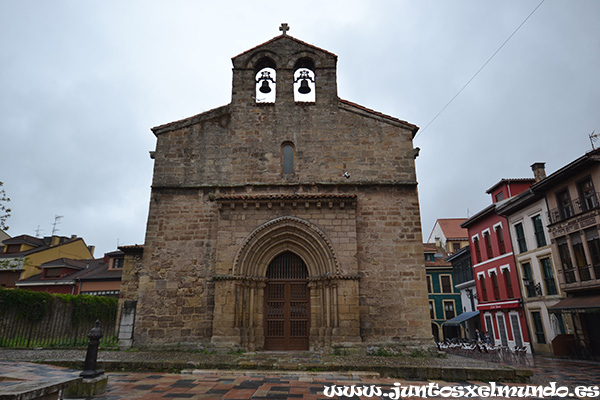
xmin=232 ymin=216 xmax=340 ymax=278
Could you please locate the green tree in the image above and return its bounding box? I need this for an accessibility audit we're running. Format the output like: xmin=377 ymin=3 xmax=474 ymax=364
xmin=0 ymin=181 xmax=10 ymax=231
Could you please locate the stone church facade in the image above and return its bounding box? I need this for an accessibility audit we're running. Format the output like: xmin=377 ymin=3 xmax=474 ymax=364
xmin=121 ymin=26 xmax=431 ymax=352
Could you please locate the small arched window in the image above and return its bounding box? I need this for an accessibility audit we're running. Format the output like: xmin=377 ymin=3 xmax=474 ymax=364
xmin=255 ymin=57 xmax=276 ymax=103
xmin=293 ymin=58 xmax=315 ymax=103
xmin=282 ymin=142 xmax=295 ymax=175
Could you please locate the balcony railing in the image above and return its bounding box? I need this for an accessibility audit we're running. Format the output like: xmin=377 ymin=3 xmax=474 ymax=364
xmin=562 ymin=263 xmax=600 ymax=286
xmin=548 ymin=193 xmax=600 ymax=224
xmin=564 ymin=268 xmax=576 ymax=284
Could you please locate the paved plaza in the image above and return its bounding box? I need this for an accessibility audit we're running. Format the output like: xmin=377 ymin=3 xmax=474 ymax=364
xmin=1 ymin=354 xmax=600 ymax=400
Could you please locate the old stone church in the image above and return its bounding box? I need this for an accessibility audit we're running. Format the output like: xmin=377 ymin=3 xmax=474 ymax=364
xmin=120 ymin=25 xmax=431 ymax=352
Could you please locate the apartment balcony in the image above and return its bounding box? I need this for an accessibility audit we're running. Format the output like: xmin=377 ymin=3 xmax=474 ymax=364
xmin=548 ymin=193 xmax=600 ymax=225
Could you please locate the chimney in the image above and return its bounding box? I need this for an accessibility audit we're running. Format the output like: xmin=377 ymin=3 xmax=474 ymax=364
xmin=531 ymin=162 xmax=546 ymax=183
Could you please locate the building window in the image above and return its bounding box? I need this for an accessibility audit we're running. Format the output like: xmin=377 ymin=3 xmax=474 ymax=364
xmin=556 ymin=189 xmax=574 ymax=220
xmin=484 ymin=231 xmax=493 ymax=260
xmin=495 ymin=192 xmax=504 ymax=202
xmin=540 ymin=257 xmax=558 ymax=295
xmin=502 ymin=268 xmax=514 ymax=298
xmin=495 ymin=225 xmax=506 ymax=255
xmin=557 ymin=239 xmax=575 ymax=283
xmin=454 ymin=257 xmax=473 ymax=285
xmin=509 ymin=313 xmax=524 ymax=348
xmin=443 ymin=301 xmax=455 ymax=319
xmin=490 ymin=271 xmax=500 ymax=300
xmin=473 ymin=237 xmax=482 ymax=264
xmin=282 ymin=142 xmax=295 ymax=175
xmin=522 ymin=262 xmax=536 ymax=298
xmin=577 ymin=177 xmax=598 ymax=212
xmin=531 ymin=311 xmax=547 ymax=344
xmin=514 ymin=223 xmax=527 ymax=253
xmin=585 ymin=228 xmax=600 ymax=279
xmin=496 ymin=313 xmax=509 ymax=347
xmin=485 ymin=314 xmax=495 ymax=342
xmin=44 ymin=268 xmax=62 ymax=278
xmin=452 ymin=242 xmax=461 ymax=253
xmin=112 ymin=258 xmax=124 ymax=269
xmin=479 ymin=275 xmax=488 ymax=301
xmin=440 ymin=275 xmax=452 ymax=293
xmin=426 ymin=275 xmax=433 ymax=293
xmin=532 ymin=215 xmax=547 ymax=248
xmin=5 ymin=244 xmax=21 ymax=254
xmin=429 ymin=300 xmax=435 ymax=319
xmin=572 ymin=233 xmax=591 ymax=281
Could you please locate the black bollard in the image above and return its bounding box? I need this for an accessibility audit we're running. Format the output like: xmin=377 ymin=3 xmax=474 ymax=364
xmin=80 ymin=319 xmax=105 ymax=378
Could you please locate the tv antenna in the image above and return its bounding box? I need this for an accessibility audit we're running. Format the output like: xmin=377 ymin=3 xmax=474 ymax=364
xmin=51 ymin=215 xmax=63 ymax=236
xmin=589 ymin=131 xmax=599 ymax=150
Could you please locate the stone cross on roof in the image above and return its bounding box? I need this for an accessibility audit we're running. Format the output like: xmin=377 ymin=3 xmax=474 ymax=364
xmin=279 ymin=23 xmax=289 ymax=35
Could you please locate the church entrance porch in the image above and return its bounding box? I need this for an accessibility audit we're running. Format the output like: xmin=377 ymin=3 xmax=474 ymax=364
xmin=264 ymin=252 xmax=309 ymax=350
xmin=210 ymin=215 xmax=362 ymax=352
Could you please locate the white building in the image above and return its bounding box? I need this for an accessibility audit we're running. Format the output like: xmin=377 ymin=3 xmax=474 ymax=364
xmin=497 ymin=163 xmax=571 ymax=355
xmin=427 ymin=218 xmax=469 ymax=254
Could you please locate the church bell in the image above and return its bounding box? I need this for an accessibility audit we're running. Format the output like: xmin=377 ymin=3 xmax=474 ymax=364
xmin=295 ymin=70 xmax=314 ymax=95
xmin=298 ymin=79 xmax=311 ymax=94
xmin=256 ymin=70 xmax=275 ymax=94
xmin=259 ymin=80 xmax=272 ymax=93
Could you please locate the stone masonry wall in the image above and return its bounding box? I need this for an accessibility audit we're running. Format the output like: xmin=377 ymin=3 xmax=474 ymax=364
xmin=151 ymin=104 xmax=417 ymax=188
xmin=134 ymin=189 xmax=218 ymax=348
xmin=355 ymin=185 xmax=430 ymax=346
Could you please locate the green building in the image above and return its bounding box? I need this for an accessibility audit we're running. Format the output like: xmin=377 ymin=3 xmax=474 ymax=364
xmin=424 ymin=243 xmax=463 ymax=341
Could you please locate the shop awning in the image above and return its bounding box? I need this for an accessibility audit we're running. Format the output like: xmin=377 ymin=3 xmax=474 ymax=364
xmin=548 ymin=294 xmax=600 ymax=313
xmin=443 ymin=311 xmax=480 ymax=326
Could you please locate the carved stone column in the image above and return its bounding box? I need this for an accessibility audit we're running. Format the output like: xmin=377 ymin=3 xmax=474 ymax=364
xmin=211 ymin=279 xmax=240 ymax=347
xmin=308 ymin=281 xmax=323 ymax=350
xmin=252 ymin=281 xmax=266 ymax=350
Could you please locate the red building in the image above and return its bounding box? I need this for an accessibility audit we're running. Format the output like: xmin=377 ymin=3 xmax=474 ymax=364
xmin=462 ymin=178 xmax=534 ymax=351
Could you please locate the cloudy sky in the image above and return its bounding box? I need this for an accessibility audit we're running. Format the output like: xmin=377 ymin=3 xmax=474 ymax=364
xmin=1 ymin=0 xmax=599 ymax=256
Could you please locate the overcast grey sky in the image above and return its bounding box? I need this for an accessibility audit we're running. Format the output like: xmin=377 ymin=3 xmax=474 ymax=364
xmin=1 ymin=0 xmax=599 ymax=256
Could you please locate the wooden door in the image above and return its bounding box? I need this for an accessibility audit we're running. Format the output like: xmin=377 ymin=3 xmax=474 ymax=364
xmin=264 ymin=252 xmax=309 ymax=350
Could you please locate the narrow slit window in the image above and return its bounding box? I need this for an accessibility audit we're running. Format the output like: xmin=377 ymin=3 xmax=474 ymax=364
xmin=282 ymin=143 xmax=294 ymax=175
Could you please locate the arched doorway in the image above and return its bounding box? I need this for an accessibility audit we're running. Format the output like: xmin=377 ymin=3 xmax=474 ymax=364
xmin=264 ymin=251 xmax=309 ymax=350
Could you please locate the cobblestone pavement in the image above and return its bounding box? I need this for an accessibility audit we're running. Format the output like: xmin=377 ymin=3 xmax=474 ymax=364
xmin=1 ymin=354 xmax=599 ymax=399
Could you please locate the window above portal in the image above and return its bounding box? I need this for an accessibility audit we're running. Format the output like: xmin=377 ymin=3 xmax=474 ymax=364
xmin=282 ymin=142 xmax=295 ymax=175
